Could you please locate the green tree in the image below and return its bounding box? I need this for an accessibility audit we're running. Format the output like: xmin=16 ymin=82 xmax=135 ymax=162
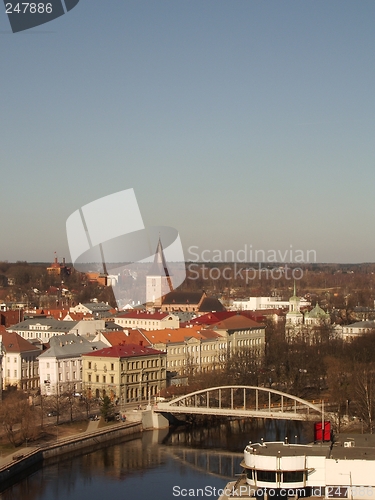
xmin=100 ymin=395 xmax=115 ymax=421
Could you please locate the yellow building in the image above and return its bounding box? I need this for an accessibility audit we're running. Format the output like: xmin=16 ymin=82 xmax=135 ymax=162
xmin=82 ymin=343 xmax=166 ymax=404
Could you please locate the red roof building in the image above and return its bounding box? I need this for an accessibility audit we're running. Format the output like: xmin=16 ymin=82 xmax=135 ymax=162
xmin=81 ymin=343 xmax=166 ymax=403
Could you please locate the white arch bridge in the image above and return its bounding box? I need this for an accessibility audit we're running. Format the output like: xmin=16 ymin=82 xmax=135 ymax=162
xmin=155 ymin=386 xmax=324 ymax=421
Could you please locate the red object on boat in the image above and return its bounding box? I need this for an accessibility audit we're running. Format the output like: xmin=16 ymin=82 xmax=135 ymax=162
xmin=314 ymin=421 xmax=331 ymax=441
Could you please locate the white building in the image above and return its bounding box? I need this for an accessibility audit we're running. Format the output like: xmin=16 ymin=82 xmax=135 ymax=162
xmin=69 ymin=302 xmax=114 ymax=318
xmin=0 ymin=329 xmax=41 ymax=391
xmin=114 ymin=311 xmax=179 ymax=331
xmin=342 ymin=320 xmax=375 ymax=342
xmin=232 ymin=297 xmax=290 ymax=311
xmin=7 ymin=317 xmax=106 ymax=342
xmin=38 ymin=334 xmax=106 ymax=396
xmin=285 ymin=285 xmax=330 ymax=342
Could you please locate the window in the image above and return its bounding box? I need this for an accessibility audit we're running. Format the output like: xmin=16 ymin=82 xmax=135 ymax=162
xmin=14 ymin=357 xmax=17 ymax=363
xmin=111 ymin=376 xmax=114 ymax=383
xmin=88 ymin=362 xmax=92 ymax=369
xmin=46 ymin=362 xmax=50 ymax=369
xmin=88 ymin=374 xmax=92 ymax=382
xmin=283 ymin=471 xmax=304 ymax=483
xmin=103 ymin=375 xmax=106 ymax=383
xmin=96 ymin=375 xmax=99 ymax=382
xmin=14 ymin=370 xmax=17 ymax=377
xmin=256 ymin=471 xmax=276 ymax=482
xmin=111 ymin=363 xmax=114 ymax=371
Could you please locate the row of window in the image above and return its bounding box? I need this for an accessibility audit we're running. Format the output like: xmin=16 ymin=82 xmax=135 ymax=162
xmin=117 ymin=319 xmax=162 ymax=325
xmin=88 ymin=374 xmax=115 ymax=384
xmin=169 ymin=344 xmax=227 ymax=355
xmin=45 ymin=360 xmax=82 ymax=369
xmin=237 ymin=329 xmax=262 ymax=335
xmin=237 ymin=338 xmax=263 ymax=347
xmin=247 ymin=470 xmax=305 ymax=483
xmin=45 ymin=371 xmax=78 ymax=381
xmin=87 ymin=359 xmax=162 ymax=371
xmin=86 ymin=371 xmax=160 ymax=384
xmin=86 ymin=383 xmax=160 ymax=401
xmin=168 ymin=356 xmax=222 ymax=367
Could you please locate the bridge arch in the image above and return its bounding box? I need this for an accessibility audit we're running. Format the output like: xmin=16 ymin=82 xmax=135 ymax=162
xmin=156 ymin=385 xmax=322 ymax=421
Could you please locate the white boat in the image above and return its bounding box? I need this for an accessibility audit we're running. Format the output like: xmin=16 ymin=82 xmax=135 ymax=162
xmin=218 ymin=435 xmax=375 ymax=500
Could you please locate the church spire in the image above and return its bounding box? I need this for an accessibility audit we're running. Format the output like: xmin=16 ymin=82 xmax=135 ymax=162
xmin=150 ymin=238 xmax=170 ymax=276
xmin=148 ymin=238 xmax=173 ymax=292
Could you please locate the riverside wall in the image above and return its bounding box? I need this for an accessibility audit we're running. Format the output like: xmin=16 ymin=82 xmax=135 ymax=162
xmin=0 ymin=421 xmax=142 ymax=491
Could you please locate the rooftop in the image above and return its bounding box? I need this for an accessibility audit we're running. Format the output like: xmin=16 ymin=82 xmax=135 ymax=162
xmin=83 ymin=343 xmax=165 ymax=358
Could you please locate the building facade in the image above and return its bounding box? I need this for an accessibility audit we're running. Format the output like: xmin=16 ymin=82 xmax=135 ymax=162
xmin=82 ymin=344 xmax=167 ymax=404
xmin=0 ymin=330 xmax=41 ymax=391
xmin=114 ymin=311 xmax=179 ymax=331
xmin=38 ymin=334 xmax=106 ymax=396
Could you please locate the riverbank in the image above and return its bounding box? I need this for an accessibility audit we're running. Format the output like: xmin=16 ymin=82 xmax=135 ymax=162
xmin=0 ymin=418 xmax=142 ymax=492
xmin=0 ymin=405 xmax=171 ymax=492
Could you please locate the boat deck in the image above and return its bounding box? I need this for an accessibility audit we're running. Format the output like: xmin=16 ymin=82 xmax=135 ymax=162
xmin=218 ymin=477 xmax=255 ymax=500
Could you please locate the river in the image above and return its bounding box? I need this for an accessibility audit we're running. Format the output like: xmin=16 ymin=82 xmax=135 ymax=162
xmin=0 ymin=419 xmax=313 ymax=500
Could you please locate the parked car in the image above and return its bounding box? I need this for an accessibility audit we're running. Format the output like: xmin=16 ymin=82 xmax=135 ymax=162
xmin=47 ymin=411 xmax=58 ymax=417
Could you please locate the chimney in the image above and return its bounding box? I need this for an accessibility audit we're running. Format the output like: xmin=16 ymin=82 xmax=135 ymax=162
xmin=139 ymin=340 xmax=143 ymax=346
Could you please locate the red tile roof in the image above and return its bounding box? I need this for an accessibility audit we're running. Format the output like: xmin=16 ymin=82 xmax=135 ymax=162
xmin=83 ymin=344 xmax=164 ymax=358
xmin=1 ymin=330 xmax=41 ymax=353
xmin=64 ymin=312 xmax=94 ymax=321
xmin=100 ymin=330 xmax=151 ymax=347
xmin=189 ymin=311 xmax=237 ymax=325
xmin=141 ymin=326 xmax=221 ymax=344
xmin=209 ymin=314 xmax=264 ymax=330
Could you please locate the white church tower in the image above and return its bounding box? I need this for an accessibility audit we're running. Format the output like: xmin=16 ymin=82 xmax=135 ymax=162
xmin=285 ymin=281 xmax=303 ymax=339
xmin=146 ymin=238 xmax=173 ymax=308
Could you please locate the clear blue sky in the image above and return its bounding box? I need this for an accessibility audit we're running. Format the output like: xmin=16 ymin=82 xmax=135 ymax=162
xmin=1 ymin=0 xmax=375 ymax=263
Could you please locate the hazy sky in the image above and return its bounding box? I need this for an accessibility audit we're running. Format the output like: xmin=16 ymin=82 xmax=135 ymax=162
xmin=1 ymin=1 xmax=375 ymax=263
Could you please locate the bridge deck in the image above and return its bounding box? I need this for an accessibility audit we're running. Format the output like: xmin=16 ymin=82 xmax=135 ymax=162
xmin=154 ymin=386 xmax=324 ymax=422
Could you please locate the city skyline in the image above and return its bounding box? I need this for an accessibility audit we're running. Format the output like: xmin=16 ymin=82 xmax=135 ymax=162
xmin=1 ymin=1 xmax=375 ymax=263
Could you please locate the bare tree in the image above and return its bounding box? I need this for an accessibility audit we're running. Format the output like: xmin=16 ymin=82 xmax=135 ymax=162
xmin=62 ymin=383 xmax=80 ymax=422
xmin=354 ymin=366 xmax=375 ymax=433
xmin=0 ymin=398 xmax=18 ymax=446
xmin=81 ymin=386 xmax=94 ymax=418
xmin=0 ymin=392 xmax=39 ymax=446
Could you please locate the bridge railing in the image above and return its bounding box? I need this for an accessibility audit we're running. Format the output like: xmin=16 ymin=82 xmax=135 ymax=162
xmin=155 ymin=386 xmax=323 ymax=420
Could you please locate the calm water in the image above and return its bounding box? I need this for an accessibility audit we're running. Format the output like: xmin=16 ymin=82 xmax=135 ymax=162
xmin=0 ymin=419 xmax=312 ymax=500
